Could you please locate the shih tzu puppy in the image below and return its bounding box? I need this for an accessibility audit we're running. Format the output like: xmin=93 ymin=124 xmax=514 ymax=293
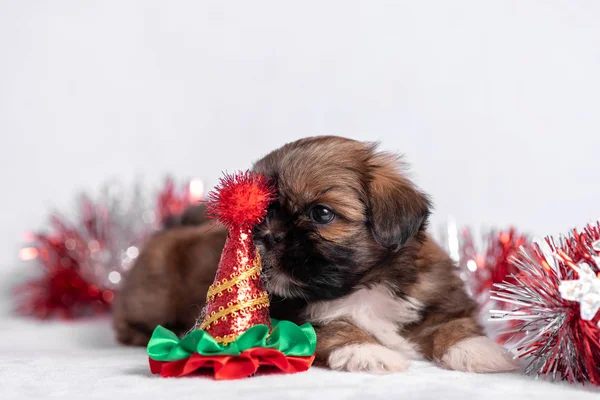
xmin=112 ymin=204 xmax=227 ymax=346
xmin=114 ymin=136 xmax=517 ymax=374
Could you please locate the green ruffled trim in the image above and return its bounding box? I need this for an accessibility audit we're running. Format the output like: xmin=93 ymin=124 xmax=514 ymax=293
xmin=147 ymin=319 xmax=317 ymax=362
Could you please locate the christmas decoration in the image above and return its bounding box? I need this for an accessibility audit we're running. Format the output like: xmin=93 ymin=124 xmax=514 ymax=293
xmin=147 ymin=171 xmax=317 ymax=380
xmin=559 ymin=261 xmax=600 ymax=321
xmin=15 ymin=178 xmax=203 ymax=319
xmin=457 ymin=227 xmax=528 ymax=301
xmin=157 ymin=177 xmax=204 ymax=225
xmin=200 ymin=171 xmax=273 ymax=341
xmin=491 ymin=221 xmax=600 ymax=385
xmin=436 ymin=221 xmax=528 ymax=339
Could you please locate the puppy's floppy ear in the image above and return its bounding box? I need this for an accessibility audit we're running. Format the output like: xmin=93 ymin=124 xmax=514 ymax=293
xmin=366 ymin=150 xmax=431 ymax=251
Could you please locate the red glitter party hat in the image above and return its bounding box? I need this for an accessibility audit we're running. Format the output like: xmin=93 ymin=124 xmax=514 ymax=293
xmin=147 ymin=171 xmax=317 ymax=380
xmin=199 ymin=171 xmax=274 ymax=343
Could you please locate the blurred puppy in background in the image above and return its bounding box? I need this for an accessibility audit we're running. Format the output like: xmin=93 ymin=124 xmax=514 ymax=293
xmin=112 ymin=204 xmax=226 ymax=345
xmin=114 ymin=136 xmax=517 ymax=374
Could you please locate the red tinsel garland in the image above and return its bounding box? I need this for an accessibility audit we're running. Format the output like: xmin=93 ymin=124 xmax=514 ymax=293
xmin=458 ymin=227 xmax=528 ymax=300
xmin=15 ymin=178 xmax=203 ymax=319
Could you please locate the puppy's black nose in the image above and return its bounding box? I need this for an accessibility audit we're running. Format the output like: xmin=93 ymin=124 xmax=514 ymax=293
xmin=264 ymin=232 xmax=285 ymax=247
xmin=272 ymin=232 xmax=285 ymax=243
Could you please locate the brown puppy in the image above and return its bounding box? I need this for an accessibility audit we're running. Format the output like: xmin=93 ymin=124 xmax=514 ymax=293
xmin=112 ymin=205 xmax=227 ymax=345
xmin=114 ymin=136 xmax=516 ymax=373
xmin=252 ymin=136 xmax=516 ymax=373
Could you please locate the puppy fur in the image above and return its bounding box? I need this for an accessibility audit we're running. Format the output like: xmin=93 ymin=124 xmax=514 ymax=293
xmin=112 ymin=215 xmax=226 ymax=345
xmin=114 ymin=136 xmax=516 ymax=374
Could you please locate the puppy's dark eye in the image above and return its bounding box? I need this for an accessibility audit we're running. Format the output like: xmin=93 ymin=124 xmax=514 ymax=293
xmin=309 ymin=205 xmax=335 ymax=224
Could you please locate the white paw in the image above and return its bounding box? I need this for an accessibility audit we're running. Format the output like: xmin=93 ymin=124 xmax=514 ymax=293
xmin=440 ymin=336 xmax=518 ymax=373
xmin=328 ymin=343 xmax=410 ymax=374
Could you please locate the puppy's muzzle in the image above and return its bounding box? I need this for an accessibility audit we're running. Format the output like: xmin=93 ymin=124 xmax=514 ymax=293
xmin=255 ymin=229 xmax=285 ymax=250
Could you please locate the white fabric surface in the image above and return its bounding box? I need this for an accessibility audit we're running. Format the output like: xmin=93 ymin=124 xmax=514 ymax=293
xmin=1 ymin=317 xmax=598 ymax=400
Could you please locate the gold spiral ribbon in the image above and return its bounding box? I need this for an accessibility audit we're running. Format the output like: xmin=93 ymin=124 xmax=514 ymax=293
xmin=205 ymin=255 xmax=263 ymax=301
xmin=200 ymin=252 xmax=271 ymax=338
xmin=200 ymin=292 xmax=270 ymax=332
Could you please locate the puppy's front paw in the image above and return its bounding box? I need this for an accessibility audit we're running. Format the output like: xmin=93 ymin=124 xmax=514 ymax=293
xmin=439 ymin=336 xmax=518 ymax=373
xmin=328 ymin=343 xmax=410 ymax=374
xmin=114 ymin=320 xmax=152 ymax=347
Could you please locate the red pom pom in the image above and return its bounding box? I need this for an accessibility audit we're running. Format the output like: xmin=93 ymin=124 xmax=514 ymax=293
xmin=207 ymin=171 xmax=275 ymax=229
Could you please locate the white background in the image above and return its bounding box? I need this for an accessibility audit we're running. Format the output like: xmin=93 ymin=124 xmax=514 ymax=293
xmin=1 ymin=1 xmax=600 ymax=302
